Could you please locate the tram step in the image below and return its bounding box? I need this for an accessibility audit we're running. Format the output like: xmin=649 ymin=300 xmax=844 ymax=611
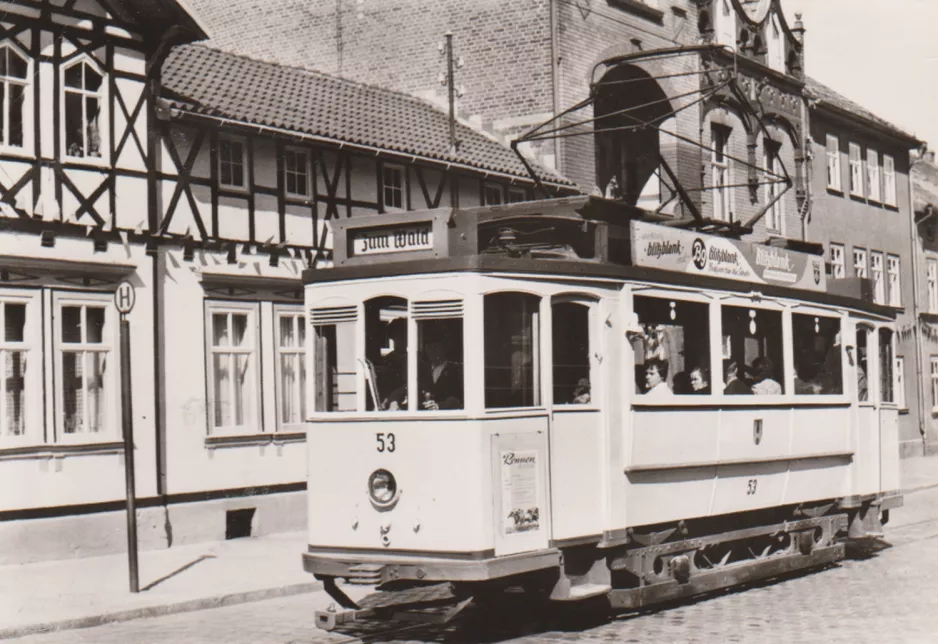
xmin=564 ymin=583 xmax=612 ymax=600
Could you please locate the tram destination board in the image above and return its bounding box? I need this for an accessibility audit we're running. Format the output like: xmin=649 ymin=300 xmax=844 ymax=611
xmin=349 ymin=222 xmax=433 ymax=257
xmin=631 ymin=220 xmax=826 ymax=292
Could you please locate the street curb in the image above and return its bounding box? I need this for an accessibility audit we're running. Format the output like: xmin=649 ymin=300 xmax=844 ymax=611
xmin=904 ymin=482 xmax=938 ymax=495
xmin=0 ymin=581 xmax=322 ymax=641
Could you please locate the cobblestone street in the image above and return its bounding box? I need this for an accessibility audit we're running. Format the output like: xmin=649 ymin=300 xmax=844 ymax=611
xmin=14 ymin=487 xmax=938 ymax=644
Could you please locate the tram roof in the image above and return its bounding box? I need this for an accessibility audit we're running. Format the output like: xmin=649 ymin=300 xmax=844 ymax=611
xmin=303 ymin=197 xmax=896 ymax=320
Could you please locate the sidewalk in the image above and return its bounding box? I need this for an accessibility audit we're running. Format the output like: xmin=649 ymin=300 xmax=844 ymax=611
xmin=900 ymin=453 xmax=938 ymax=494
xmin=0 ymin=531 xmax=323 ymax=640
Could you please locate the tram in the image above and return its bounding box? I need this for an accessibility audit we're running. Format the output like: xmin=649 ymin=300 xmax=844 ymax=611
xmin=301 ymin=196 xmax=901 ymax=629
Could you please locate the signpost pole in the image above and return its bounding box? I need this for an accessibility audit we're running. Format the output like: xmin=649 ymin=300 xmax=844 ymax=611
xmin=116 ymin=282 xmax=139 ymax=593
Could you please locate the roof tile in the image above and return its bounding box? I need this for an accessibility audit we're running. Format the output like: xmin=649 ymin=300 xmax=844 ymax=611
xmin=162 ymin=44 xmax=571 ymax=186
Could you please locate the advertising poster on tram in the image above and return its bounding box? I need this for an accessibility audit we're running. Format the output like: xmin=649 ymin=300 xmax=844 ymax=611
xmin=492 ymin=432 xmax=549 ymax=555
xmin=630 ymin=221 xmax=826 ymax=292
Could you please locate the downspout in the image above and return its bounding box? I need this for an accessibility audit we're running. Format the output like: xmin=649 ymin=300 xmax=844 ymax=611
xmin=908 ymin=154 xmax=929 ymax=455
xmin=549 ymin=0 xmax=562 ymax=173
xmin=800 ymin=93 xmax=811 ymax=242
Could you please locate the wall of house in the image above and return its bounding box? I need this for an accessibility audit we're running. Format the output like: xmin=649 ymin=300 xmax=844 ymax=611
xmin=912 ymin=161 xmax=938 ymax=455
xmin=808 ymin=111 xmax=921 ymax=456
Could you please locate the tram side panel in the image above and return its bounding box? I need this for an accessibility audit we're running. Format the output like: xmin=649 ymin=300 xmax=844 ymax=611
xmin=306 ymin=415 xmax=550 ymax=555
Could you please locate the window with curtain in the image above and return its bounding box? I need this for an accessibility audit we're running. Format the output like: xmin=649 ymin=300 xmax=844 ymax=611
xmin=63 ymin=58 xmax=103 ymax=158
xmin=60 ymin=303 xmax=110 ymax=435
xmin=207 ymin=304 xmax=257 ymax=433
xmin=275 ymin=308 xmax=306 ymax=427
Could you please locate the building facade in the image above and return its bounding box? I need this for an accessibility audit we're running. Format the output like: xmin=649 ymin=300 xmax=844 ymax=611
xmin=0 ymin=0 xmax=571 ymax=564
xmin=912 ymin=154 xmax=938 ymax=455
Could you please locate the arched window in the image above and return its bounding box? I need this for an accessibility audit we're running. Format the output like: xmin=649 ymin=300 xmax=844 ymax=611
xmin=63 ymin=58 xmax=103 ymax=158
xmin=0 ymin=44 xmax=28 ymax=149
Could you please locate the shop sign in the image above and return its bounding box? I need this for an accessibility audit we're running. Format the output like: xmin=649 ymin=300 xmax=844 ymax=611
xmin=631 ymin=221 xmax=826 ymax=292
xmin=350 ymin=223 xmax=433 ymax=257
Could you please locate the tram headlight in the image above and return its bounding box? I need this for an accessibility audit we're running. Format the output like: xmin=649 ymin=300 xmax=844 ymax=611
xmin=368 ymin=469 xmax=398 ymax=507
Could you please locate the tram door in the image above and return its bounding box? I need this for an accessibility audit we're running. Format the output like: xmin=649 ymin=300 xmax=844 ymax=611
xmin=853 ymin=325 xmax=900 ymax=495
xmin=876 ymin=328 xmax=901 ymax=493
xmin=548 ymin=298 xmax=606 ymax=542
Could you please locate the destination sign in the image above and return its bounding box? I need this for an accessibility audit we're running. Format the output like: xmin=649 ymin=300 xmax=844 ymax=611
xmin=631 ymin=221 xmax=826 ymax=292
xmin=350 ymin=223 xmax=434 ymax=257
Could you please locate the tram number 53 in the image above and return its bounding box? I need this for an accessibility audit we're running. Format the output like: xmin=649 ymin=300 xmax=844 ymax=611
xmin=376 ymin=432 xmax=396 ymax=453
xmin=746 ymin=479 xmax=758 ymax=495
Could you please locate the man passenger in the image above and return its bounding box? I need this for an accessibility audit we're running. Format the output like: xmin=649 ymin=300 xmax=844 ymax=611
xmin=723 ymin=360 xmax=752 ymax=395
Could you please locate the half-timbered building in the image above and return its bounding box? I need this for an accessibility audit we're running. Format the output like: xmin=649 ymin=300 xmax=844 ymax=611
xmin=0 ymin=0 xmax=571 ymax=564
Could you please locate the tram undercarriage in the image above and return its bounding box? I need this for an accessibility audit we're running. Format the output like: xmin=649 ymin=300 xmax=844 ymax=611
xmin=309 ymin=496 xmax=895 ymax=631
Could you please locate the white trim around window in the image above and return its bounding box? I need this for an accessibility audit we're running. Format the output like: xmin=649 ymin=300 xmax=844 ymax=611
xmin=886 ymin=254 xmax=901 ymax=307
xmin=826 ymin=134 xmax=841 ymax=192
xmin=848 ymin=142 xmax=863 ymax=197
xmin=853 ymin=247 xmax=868 ymax=279
xmin=53 ymin=291 xmax=119 ymax=444
xmin=931 ymin=356 xmax=938 ymax=413
xmin=866 ymin=148 xmax=881 ymax=203
xmin=0 ymin=41 xmax=33 ymax=156
xmin=0 ymin=289 xmax=41 ymax=447
xmin=870 ymin=251 xmax=885 ymax=305
xmin=382 ymin=163 xmax=405 ymax=211
xmin=483 ymin=182 xmax=505 ymax=206
xmin=218 ymin=136 xmax=249 ymax=190
xmin=273 ymin=304 xmax=307 ymax=430
xmin=61 ymin=55 xmax=108 ymax=164
xmin=283 ymin=146 xmax=311 ymax=199
xmin=205 ymin=301 xmax=260 ymax=435
xmin=883 ymin=154 xmax=897 ymax=207
xmin=895 ymin=355 xmax=905 ymax=409
xmin=829 ymin=243 xmax=845 ymax=279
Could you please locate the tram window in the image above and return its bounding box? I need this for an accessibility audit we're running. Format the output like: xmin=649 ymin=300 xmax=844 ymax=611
xmin=417 ymin=317 xmax=464 ymax=410
xmin=721 ymin=305 xmax=784 ymax=395
xmin=553 ymin=301 xmax=592 ymax=405
xmin=879 ymin=328 xmax=895 ymax=403
xmin=632 ymin=296 xmax=710 ymax=396
xmin=484 ymin=292 xmax=541 ymax=408
xmin=364 ymin=296 xmax=408 ymax=411
xmin=792 ymin=314 xmax=843 ymax=395
xmin=856 ymin=326 xmax=869 ymax=402
xmin=312 ymin=321 xmax=357 ymax=412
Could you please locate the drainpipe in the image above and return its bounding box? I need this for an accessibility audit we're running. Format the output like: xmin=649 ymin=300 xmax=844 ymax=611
xmin=800 ymin=94 xmax=811 ymax=242
xmin=908 ymin=153 xmax=929 ymax=456
xmin=549 ymin=0 xmax=562 ymax=173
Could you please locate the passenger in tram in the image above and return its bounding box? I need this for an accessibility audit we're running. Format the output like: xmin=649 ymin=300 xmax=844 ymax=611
xmin=723 ymin=360 xmax=753 ymax=395
xmin=750 ymin=357 xmax=782 ymax=395
xmin=379 ymin=319 xmax=408 ymax=410
xmin=689 ymin=367 xmax=711 ymax=395
xmin=643 ymin=358 xmax=673 ymax=398
xmin=419 ymin=334 xmax=463 ymax=411
xmin=572 ymin=378 xmax=591 ymax=404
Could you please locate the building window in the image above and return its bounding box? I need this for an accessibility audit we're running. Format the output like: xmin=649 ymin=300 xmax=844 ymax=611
xmin=0 ymin=294 xmax=38 ymax=445
xmin=826 ymin=134 xmax=841 ymax=191
xmin=867 ymin=148 xmax=881 ymax=202
xmin=218 ymin=137 xmax=246 ymax=188
xmin=507 ymin=188 xmax=527 ymax=203
xmin=895 ymin=355 xmax=905 ymax=409
xmin=383 ymin=164 xmax=404 ymax=210
xmin=830 ymin=243 xmax=845 ymax=279
xmin=887 ymin=254 xmax=901 ymax=307
xmin=0 ymin=44 xmax=28 ymax=150
xmin=767 ymin=15 xmax=784 ymax=72
xmin=283 ymin=148 xmax=310 ymax=198
xmin=56 ymin=295 xmax=115 ymax=439
xmin=714 ymin=0 xmax=736 ymax=50
xmin=853 ymin=247 xmax=868 ymax=279
xmin=763 ymin=139 xmax=783 ymax=233
xmin=927 ymin=256 xmax=938 ymax=313
xmin=870 ymin=251 xmax=884 ymax=305
xmin=206 ymin=303 xmax=258 ymax=434
xmin=483 ymin=183 xmax=505 ymax=206
xmin=848 ymin=142 xmax=863 ymax=197
xmin=712 ymin=125 xmax=732 ymax=221
xmin=931 ymin=357 xmax=938 ymax=412
xmin=63 ymin=58 xmax=103 ymax=159
xmin=275 ymin=308 xmax=306 ymax=427
xmin=883 ymin=154 xmax=897 ymax=206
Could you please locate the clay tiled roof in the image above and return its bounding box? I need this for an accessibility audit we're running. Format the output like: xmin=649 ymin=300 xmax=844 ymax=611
xmin=161 ymin=45 xmax=573 ymax=186
xmin=806 ymin=77 xmax=921 ymax=144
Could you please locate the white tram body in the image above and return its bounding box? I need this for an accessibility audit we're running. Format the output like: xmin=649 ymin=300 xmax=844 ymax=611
xmin=302 ymin=197 xmax=901 ymax=626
